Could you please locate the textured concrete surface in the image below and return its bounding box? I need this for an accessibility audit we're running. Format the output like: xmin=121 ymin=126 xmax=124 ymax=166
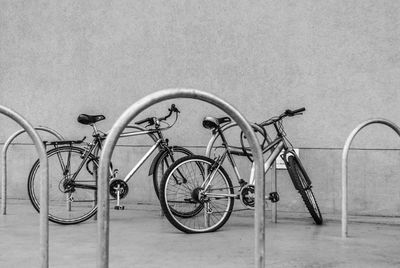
xmin=0 ymin=200 xmax=400 ymax=267
xmin=1 ymin=1 xmax=400 ymax=218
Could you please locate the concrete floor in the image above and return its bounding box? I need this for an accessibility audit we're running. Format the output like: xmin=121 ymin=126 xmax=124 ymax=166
xmin=0 ymin=200 xmax=400 ymax=268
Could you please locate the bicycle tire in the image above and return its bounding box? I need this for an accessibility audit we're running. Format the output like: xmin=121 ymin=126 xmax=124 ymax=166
xmin=152 ymin=146 xmax=192 ymax=199
xmin=160 ymin=155 xmax=234 ymax=233
xmin=27 ymin=146 xmax=98 ymax=224
xmin=287 ymin=155 xmax=323 ymax=225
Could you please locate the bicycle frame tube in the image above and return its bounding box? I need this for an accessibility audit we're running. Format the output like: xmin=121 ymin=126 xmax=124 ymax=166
xmin=122 ymin=139 xmax=163 ymax=183
xmin=51 ymin=142 xmax=98 ymax=183
xmin=66 ymin=125 xmax=162 ymax=190
xmin=74 ymin=143 xmax=100 ymax=181
xmin=201 ymin=155 xmax=226 ymax=191
xmin=205 ymin=192 xmax=237 ymax=198
xmin=263 ymin=141 xmax=285 ymax=175
xmin=246 ymin=138 xmax=285 ymax=185
xmin=119 ymin=128 xmax=158 ymax=138
xmin=217 ymin=129 xmax=244 ymax=184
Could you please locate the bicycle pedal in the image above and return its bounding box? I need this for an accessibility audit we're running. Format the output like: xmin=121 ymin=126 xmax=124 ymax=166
xmin=268 ymin=192 xmax=279 ymax=203
xmin=114 ymin=205 xmax=125 ymax=210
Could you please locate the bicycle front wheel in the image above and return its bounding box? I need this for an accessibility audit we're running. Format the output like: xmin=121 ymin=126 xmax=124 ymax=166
xmin=27 ymin=146 xmax=98 ymax=224
xmin=152 ymin=146 xmax=192 ymax=199
xmin=160 ymin=155 xmax=234 ymax=233
xmin=287 ymin=155 xmax=323 ymax=225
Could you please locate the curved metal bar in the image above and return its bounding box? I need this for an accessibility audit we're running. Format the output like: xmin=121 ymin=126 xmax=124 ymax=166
xmin=0 ymin=106 xmax=49 ymax=267
xmin=2 ymin=126 xmax=63 ymax=215
xmin=342 ymin=118 xmax=400 ymax=238
xmin=97 ymin=89 xmax=264 ymax=268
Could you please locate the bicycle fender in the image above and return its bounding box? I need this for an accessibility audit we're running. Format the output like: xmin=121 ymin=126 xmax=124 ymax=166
xmin=148 ymin=146 xmax=193 ymax=175
xmin=148 ymin=148 xmax=169 ymax=176
xmin=285 ymin=154 xmax=312 ymax=189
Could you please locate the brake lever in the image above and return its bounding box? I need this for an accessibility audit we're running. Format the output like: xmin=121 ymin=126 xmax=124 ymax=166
xmin=170 ymin=104 xmax=180 ymax=113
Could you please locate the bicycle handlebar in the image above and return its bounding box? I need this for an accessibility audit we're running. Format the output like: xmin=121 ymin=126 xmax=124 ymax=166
xmin=135 ymin=104 xmax=180 ymax=126
xmin=159 ymin=104 xmax=180 ymax=121
xmin=284 ymin=107 xmax=305 ymax=117
xmin=260 ymin=107 xmax=306 ymax=126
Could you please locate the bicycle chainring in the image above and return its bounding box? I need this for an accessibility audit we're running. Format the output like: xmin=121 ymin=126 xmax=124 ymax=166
xmin=239 ymin=184 xmax=255 ymax=209
xmin=109 ymin=179 xmax=129 ymax=199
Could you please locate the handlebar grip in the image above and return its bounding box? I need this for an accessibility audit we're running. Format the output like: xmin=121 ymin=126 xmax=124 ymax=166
xmin=170 ymin=104 xmax=180 ymax=113
xmin=292 ymin=107 xmax=306 ymax=114
xmin=286 ymin=107 xmax=306 ymax=116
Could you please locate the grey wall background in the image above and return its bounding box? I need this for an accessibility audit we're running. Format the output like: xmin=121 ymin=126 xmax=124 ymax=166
xmin=1 ymin=1 xmax=400 ymax=218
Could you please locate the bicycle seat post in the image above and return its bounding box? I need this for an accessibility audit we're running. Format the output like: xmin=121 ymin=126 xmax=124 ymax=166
xmin=91 ymin=123 xmax=99 ymax=136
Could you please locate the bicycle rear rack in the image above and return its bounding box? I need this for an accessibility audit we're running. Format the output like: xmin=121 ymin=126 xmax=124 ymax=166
xmin=342 ymin=118 xmax=400 ymax=238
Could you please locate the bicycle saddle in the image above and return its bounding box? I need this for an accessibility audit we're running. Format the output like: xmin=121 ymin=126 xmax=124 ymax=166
xmin=77 ymin=114 xmax=106 ymax=125
xmin=202 ymin=116 xmax=231 ymax=129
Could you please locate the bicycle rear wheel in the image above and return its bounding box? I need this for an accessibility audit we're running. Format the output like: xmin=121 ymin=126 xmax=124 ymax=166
xmin=27 ymin=146 xmax=98 ymax=224
xmin=160 ymin=155 xmax=234 ymax=233
xmin=287 ymin=155 xmax=323 ymax=225
xmin=152 ymin=146 xmax=192 ymax=199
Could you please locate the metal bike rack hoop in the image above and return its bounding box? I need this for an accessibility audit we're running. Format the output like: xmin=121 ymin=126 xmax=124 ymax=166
xmin=0 ymin=106 xmax=49 ymax=267
xmin=2 ymin=126 xmax=63 ymax=215
xmin=342 ymin=118 xmax=400 ymax=238
xmin=97 ymin=89 xmax=265 ymax=268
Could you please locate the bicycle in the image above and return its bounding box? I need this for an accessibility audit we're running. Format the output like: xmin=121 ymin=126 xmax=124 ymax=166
xmin=27 ymin=104 xmax=192 ymax=224
xmin=159 ymin=107 xmax=323 ymax=233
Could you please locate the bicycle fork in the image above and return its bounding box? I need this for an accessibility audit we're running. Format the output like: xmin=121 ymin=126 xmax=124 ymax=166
xmin=248 ymin=140 xmax=285 ymax=205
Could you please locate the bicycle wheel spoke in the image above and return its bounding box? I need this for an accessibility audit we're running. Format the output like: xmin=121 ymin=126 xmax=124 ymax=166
xmin=153 ymin=146 xmax=192 ymax=199
xmin=160 ymin=155 xmax=234 ymax=233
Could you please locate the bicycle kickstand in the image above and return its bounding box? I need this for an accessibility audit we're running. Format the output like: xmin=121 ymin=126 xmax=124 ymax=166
xmin=114 ymin=187 xmax=125 ymax=210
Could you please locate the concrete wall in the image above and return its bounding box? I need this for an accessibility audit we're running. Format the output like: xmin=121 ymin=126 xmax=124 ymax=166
xmin=1 ymin=1 xmax=400 ymax=217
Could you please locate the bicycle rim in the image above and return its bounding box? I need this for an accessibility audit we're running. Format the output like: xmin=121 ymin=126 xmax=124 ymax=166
xmin=27 ymin=146 xmax=98 ymax=224
xmin=160 ymin=155 xmax=234 ymax=233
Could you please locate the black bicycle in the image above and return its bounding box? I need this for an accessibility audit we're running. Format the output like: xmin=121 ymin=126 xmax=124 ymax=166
xmin=159 ymin=108 xmax=322 ymax=233
xmin=27 ymin=104 xmax=192 ymax=224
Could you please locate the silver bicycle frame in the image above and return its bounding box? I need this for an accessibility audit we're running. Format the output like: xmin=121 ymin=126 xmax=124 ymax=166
xmin=207 ymin=128 xmax=286 ymax=186
xmin=202 ymin=140 xmax=285 ymax=197
xmin=103 ymin=124 xmax=161 ymax=183
xmin=122 ymin=139 xmax=162 ymax=183
xmin=55 ymin=124 xmax=163 ymax=188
